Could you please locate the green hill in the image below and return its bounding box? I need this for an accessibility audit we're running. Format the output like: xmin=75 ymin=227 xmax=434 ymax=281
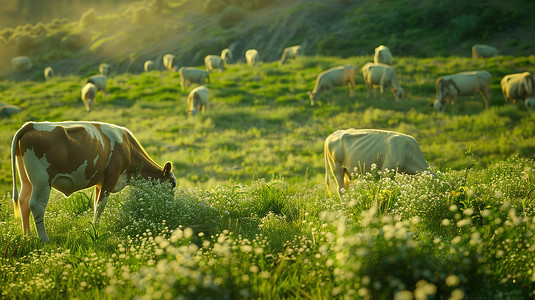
xmin=1 ymin=0 xmax=535 ymax=79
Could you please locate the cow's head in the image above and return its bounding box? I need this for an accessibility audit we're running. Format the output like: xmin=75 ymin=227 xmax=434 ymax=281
xmin=162 ymin=162 xmax=176 ymax=188
xmin=526 ymin=97 xmax=535 ymax=111
xmin=432 ymin=99 xmax=446 ymax=112
xmin=391 ymin=88 xmax=406 ymax=101
xmin=307 ymin=91 xmax=318 ymax=106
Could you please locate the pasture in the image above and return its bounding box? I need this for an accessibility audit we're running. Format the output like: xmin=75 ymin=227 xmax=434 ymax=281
xmin=1 ymin=54 xmax=534 ymax=298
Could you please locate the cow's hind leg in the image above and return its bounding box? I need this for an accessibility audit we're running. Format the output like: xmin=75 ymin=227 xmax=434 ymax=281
xmin=17 ymin=157 xmax=33 ymax=236
xmin=29 ymin=185 xmax=52 ymax=242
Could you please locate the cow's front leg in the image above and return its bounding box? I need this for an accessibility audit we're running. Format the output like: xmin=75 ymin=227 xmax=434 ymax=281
xmin=93 ymin=186 xmax=110 ymax=225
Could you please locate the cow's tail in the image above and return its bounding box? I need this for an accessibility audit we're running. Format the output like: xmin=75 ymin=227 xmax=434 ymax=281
xmin=324 ymin=142 xmax=333 ymax=197
xmin=11 ymin=122 xmax=33 ymax=219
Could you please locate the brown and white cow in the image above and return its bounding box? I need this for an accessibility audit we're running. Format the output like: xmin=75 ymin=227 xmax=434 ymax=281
xmin=11 ymin=121 xmax=176 ymax=242
xmin=279 ymin=45 xmax=302 ymax=66
xmin=86 ymin=74 xmax=108 ymax=96
xmin=472 ymin=44 xmax=498 ymax=59
xmin=324 ymin=129 xmax=428 ymax=198
xmin=308 ymin=65 xmax=355 ymax=106
xmin=12 ymin=56 xmax=33 ymax=71
xmin=361 ymin=62 xmax=405 ymax=101
xmin=245 ymin=49 xmax=259 ymax=67
xmin=187 ymin=86 xmax=209 ymax=117
xmin=500 ymin=72 xmax=535 ymax=104
xmin=204 ymin=55 xmax=225 ymax=72
xmin=144 ymin=60 xmax=155 ymax=72
xmin=99 ymin=63 xmax=110 ymax=76
xmin=373 ymin=45 xmax=392 ymax=65
xmin=44 ymin=67 xmax=55 ymax=81
xmin=221 ymin=48 xmax=232 ymax=65
xmin=433 ymin=70 xmax=491 ymax=112
xmin=81 ymin=83 xmax=97 ymax=111
xmin=178 ymin=67 xmax=210 ymax=91
xmin=163 ymin=54 xmax=177 ymax=71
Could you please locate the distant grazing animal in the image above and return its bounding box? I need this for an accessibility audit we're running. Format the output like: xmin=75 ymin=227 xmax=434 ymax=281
xmin=279 ymin=45 xmax=302 ymax=66
xmin=44 ymin=67 xmax=55 ymax=80
xmin=81 ymin=83 xmax=97 ymax=111
xmin=525 ymin=97 xmax=535 ymax=111
xmin=86 ymin=74 xmax=107 ymax=96
xmin=144 ymin=60 xmax=155 ymax=72
xmin=472 ymin=44 xmax=498 ymax=59
xmin=204 ymin=55 xmax=225 ymax=72
xmin=163 ymin=54 xmax=177 ymax=71
xmin=99 ymin=63 xmax=110 ymax=76
xmin=308 ymin=65 xmax=355 ymax=106
xmin=433 ymin=70 xmax=491 ymax=112
xmin=500 ymin=72 xmax=535 ymax=104
xmin=187 ymin=86 xmax=209 ymax=117
xmin=221 ymin=48 xmax=232 ymax=65
xmin=245 ymin=49 xmax=259 ymax=66
xmin=324 ymin=129 xmax=428 ymax=198
xmin=373 ymin=45 xmax=392 ymax=65
xmin=12 ymin=56 xmax=33 ymax=71
xmin=178 ymin=67 xmax=210 ymax=91
xmin=0 ymin=103 xmax=21 ymax=118
xmin=11 ymin=121 xmax=176 ymax=242
xmin=361 ymin=62 xmax=405 ymax=101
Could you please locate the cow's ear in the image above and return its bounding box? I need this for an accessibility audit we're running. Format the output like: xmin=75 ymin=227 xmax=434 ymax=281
xmin=391 ymin=88 xmax=397 ymax=93
xmin=163 ymin=162 xmax=173 ymax=175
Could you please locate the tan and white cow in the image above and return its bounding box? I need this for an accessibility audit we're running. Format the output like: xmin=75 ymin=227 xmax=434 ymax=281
xmin=11 ymin=121 xmax=176 ymax=242
xmin=472 ymin=44 xmax=498 ymax=59
xmin=500 ymin=72 xmax=535 ymax=104
xmin=44 ymin=67 xmax=55 ymax=80
xmin=187 ymin=86 xmax=209 ymax=117
xmin=178 ymin=67 xmax=210 ymax=91
xmin=12 ymin=56 xmax=33 ymax=71
xmin=245 ymin=49 xmax=259 ymax=67
xmin=0 ymin=103 xmax=21 ymax=118
xmin=308 ymin=65 xmax=355 ymax=106
xmin=373 ymin=45 xmax=392 ymax=65
xmin=324 ymin=129 xmax=428 ymax=198
xmin=144 ymin=60 xmax=155 ymax=72
xmin=221 ymin=48 xmax=232 ymax=65
xmin=361 ymin=62 xmax=405 ymax=101
xmin=99 ymin=63 xmax=110 ymax=76
xmin=433 ymin=70 xmax=491 ymax=112
xmin=204 ymin=55 xmax=225 ymax=72
xmin=279 ymin=45 xmax=302 ymax=66
xmin=163 ymin=54 xmax=177 ymax=71
xmin=86 ymin=74 xmax=108 ymax=96
xmin=81 ymin=83 xmax=97 ymax=111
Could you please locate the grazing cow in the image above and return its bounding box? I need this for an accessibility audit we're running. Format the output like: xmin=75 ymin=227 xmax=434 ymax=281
xmin=11 ymin=121 xmax=176 ymax=242
xmin=373 ymin=45 xmax=392 ymax=65
xmin=204 ymin=55 xmax=225 ymax=72
xmin=361 ymin=62 xmax=405 ymax=101
xmin=12 ymin=56 xmax=33 ymax=71
xmin=81 ymin=83 xmax=97 ymax=111
xmin=245 ymin=49 xmax=259 ymax=66
xmin=99 ymin=63 xmax=110 ymax=76
xmin=187 ymin=86 xmax=209 ymax=117
xmin=279 ymin=45 xmax=302 ymax=66
xmin=0 ymin=103 xmax=21 ymax=118
xmin=472 ymin=44 xmax=498 ymax=59
xmin=163 ymin=54 xmax=176 ymax=71
xmin=308 ymin=65 xmax=355 ymax=106
xmin=178 ymin=67 xmax=210 ymax=91
xmin=86 ymin=74 xmax=107 ymax=96
xmin=500 ymin=72 xmax=535 ymax=104
xmin=144 ymin=60 xmax=155 ymax=72
xmin=526 ymin=97 xmax=535 ymax=111
xmin=44 ymin=67 xmax=55 ymax=80
xmin=324 ymin=129 xmax=428 ymax=198
xmin=433 ymin=70 xmax=491 ymax=112
xmin=221 ymin=48 xmax=232 ymax=65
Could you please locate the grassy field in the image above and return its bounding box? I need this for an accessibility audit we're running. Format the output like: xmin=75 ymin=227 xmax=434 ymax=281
xmin=1 ymin=54 xmax=535 ymax=298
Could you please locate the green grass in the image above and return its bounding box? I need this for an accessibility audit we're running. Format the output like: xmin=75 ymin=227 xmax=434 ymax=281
xmin=1 ymin=54 xmax=535 ymax=298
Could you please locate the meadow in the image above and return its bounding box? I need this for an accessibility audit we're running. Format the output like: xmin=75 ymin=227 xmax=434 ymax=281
xmin=0 ymin=54 xmax=534 ymax=299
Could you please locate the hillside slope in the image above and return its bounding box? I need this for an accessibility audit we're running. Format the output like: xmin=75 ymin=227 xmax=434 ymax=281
xmin=1 ymin=0 xmax=535 ymax=79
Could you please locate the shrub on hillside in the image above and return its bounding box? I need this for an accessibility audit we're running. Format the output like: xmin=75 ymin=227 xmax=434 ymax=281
xmin=80 ymin=8 xmax=97 ymax=28
xmin=218 ymin=5 xmax=246 ymax=29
